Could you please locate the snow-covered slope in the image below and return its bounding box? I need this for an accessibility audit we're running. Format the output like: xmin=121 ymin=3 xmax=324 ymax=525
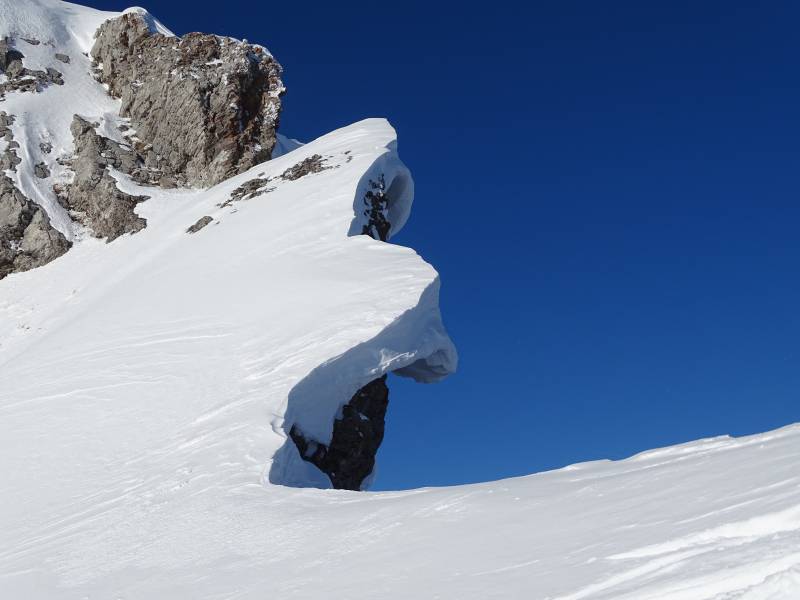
xmin=2 ymin=417 xmax=799 ymax=598
xmin=1 ymin=1 xmax=798 ymax=598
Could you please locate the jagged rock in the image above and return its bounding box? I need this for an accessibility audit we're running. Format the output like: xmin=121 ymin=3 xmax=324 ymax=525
xmin=280 ymin=154 xmax=329 ymax=181
xmin=0 ymin=38 xmax=24 ymax=73
xmin=221 ymin=155 xmax=332 ymax=207
xmin=0 ymin=174 xmax=70 ymax=280
xmin=33 ymin=162 xmax=50 ymax=179
xmin=0 ymin=113 xmax=21 ymax=172
xmin=91 ymin=12 xmax=284 ymax=188
xmin=186 ymin=215 xmax=213 ymax=233
xmin=0 ymin=38 xmax=65 ymax=96
xmin=0 ymin=149 xmax=21 ymax=172
xmin=223 ymin=177 xmax=274 ymax=206
xmin=45 ymin=67 xmax=64 ymax=85
xmin=54 ymin=53 xmax=70 ymax=64
xmin=39 ymin=142 xmax=52 ymax=154
xmin=5 ymin=59 xmax=24 ymax=78
xmin=361 ymin=175 xmax=391 ymax=241
xmin=290 ymin=375 xmax=390 ymax=490
xmin=59 ymin=116 xmax=149 ymax=241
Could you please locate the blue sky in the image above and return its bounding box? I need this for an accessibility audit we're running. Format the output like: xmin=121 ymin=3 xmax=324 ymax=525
xmin=91 ymin=1 xmax=800 ymax=490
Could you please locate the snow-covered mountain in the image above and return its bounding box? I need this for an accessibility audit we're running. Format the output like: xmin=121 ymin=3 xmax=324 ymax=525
xmin=1 ymin=1 xmax=798 ymax=598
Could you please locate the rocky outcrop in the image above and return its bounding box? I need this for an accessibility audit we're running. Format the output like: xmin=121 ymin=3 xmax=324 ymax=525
xmin=91 ymin=12 xmax=284 ymax=188
xmin=361 ymin=175 xmax=391 ymax=241
xmin=290 ymin=375 xmax=390 ymax=490
xmin=0 ymin=111 xmax=69 ymax=278
xmin=223 ymin=176 xmax=275 ymax=207
xmin=221 ymin=155 xmax=333 ymax=207
xmin=186 ymin=215 xmax=213 ymax=233
xmin=0 ymin=37 xmax=64 ymax=97
xmin=33 ymin=162 xmax=50 ymax=179
xmin=0 ymin=112 xmax=22 ymax=172
xmin=280 ymin=154 xmax=329 ymax=181
xmin=56 ymin=116 xmax=150 ymax=241
xmin=0 ymin=174 xmax=70 ymax=280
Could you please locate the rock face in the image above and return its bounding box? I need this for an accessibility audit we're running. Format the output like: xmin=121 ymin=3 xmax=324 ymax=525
xmin=0 ymin=174 xmax=70 ymax=279
xmin=91 ymin=12 xmax=284 ymax=188
xmin=56 ymin=116 xmax=150 ymax=241
xmin=290 ymin=376 xmax=390 ymax=490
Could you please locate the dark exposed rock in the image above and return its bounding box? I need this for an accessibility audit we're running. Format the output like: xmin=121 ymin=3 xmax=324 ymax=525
xmin=0 ymin=38 xmax=24 ymax=73
xmin=186 ymin=215 xmax=213 ymax=233
xmin=221 ymin=155 xmax=333 ymax=207
xmin=222 ymin=177 xmax=274 ymax=207
xmin=290 ymin=375 xmax=389 ymax=490
xmin=39 ymin=142 xmax=52 ymax=154
xmin=33 ymin=162 xmax=50 ymax=179
xmin=46 ymin=67 xmax=64 ymax=85
xmin=91 ymin=12 xmax=284 ymax=188
xmin=54 ymin=53 xmax=70 ymax=64
xmin=0 ymin=112 xmax=21 ymax=172
xmin=58 ymin=116 xmax=149 ymax=241
xmin=361 ymin=175 xmax=391 ymax=241
xmin=21 ymin=38 xmax=41 ymax=46
xmin=0 ymin=174 xmax=70 ymax=280
xmin=0 ymin=37 xmax=65 ymax=97
xmin=280 ymin=154 xmax=329 ymax=181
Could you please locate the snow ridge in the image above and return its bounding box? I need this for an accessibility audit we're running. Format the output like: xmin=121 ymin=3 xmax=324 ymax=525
xmin=1 ymin=2 xmax=798 ymax=599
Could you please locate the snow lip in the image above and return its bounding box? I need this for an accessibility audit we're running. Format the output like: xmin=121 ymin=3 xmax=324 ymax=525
xmin=269 ymin=276 xmax=457 ymax=490
xmin=266 ymin=123 xmax=457 ymax=489
xmin=120 ymin=7 xmax=175 ymax=36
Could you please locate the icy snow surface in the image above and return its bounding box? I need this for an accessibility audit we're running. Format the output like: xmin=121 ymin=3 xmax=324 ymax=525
xmin=1 ymin=1 xmax=799 ymax=598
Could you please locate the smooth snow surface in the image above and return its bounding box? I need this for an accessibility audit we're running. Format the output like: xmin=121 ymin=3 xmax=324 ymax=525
xmin=2 ymin=2 xmax=799 ymax=598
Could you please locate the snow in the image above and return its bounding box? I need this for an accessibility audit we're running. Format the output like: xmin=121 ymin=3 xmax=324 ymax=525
xmin=121 ymin=6 xmax=175 ymax=37
xmin=0 ymin=0 xmax=124 ymax=238
xmin=2 ymin=2 xmax=799 ymax=598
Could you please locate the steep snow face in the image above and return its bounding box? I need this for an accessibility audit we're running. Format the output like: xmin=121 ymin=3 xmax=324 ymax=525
xmin=0 ymin=116 xmax=457 ymax=490
xmin=1 ymin=0 xmax=444 ymax=491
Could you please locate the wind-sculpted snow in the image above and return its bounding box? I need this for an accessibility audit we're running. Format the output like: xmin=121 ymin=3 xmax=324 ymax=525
xmin=1 ymin=1 xmax=799 ymax=598
xmin=0 ymin=111 xmax=461 ymax=591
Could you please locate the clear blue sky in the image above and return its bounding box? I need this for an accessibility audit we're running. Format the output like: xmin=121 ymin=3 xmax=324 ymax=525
xmin=91 ymin=0 xmax=800 ymax=490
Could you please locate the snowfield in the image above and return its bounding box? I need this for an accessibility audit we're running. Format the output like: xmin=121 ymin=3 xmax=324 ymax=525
xmin=1 ymin=1 xmax=799 ymax=598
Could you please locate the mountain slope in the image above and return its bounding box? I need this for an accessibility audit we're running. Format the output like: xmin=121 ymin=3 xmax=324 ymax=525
xmin=1 ymin=2 xmax=798 ymax=599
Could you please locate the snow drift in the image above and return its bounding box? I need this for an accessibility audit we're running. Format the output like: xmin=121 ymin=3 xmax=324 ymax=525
xmin=1 ymin=1 xmax=798 ymax=598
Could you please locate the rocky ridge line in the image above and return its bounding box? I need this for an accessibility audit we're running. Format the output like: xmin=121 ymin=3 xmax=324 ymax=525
xmin=90 ymin=12 xmax=284 ymax=188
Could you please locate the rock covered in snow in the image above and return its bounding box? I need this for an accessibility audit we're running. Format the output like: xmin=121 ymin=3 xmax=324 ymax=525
xmin=0 ymin=173 xmax=69 ymax=278
xmin=56 ymin=115 xmax=149 ymax=240
xmin=0 ymin=36 xmax=64 ymax=97
xmin=90 ymin=12 xmax=284 ymax=188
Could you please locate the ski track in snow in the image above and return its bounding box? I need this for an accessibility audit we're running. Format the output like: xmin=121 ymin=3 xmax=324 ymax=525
xmin=1 ymin=1 xmax=800 ymax=598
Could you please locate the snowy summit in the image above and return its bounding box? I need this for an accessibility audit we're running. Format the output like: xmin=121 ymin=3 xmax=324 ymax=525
xmin=1 ymin=1 xmax=798 ymax=598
